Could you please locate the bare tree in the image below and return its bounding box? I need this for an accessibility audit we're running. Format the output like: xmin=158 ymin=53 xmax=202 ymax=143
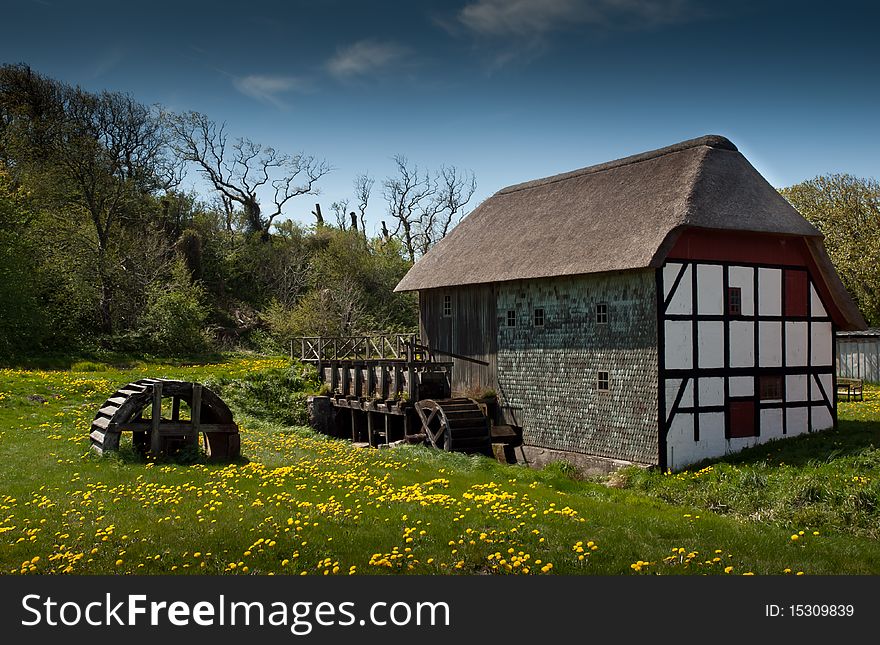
xmin=329 ymin=199 xmax=351 ymax=229
xmin=354 ymin=173 xmax=374 ymax=237
xmin=382 ymin=155 xmax=435 ymax=262
xmin=382 ymin=155 xmax=476 ymax=261
xmin=167 ymin=111 xmax=331 ymax=239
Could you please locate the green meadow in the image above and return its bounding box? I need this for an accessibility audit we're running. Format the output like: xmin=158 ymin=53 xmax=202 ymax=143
xmin=1 ymin=358 xmax=878 ymax=576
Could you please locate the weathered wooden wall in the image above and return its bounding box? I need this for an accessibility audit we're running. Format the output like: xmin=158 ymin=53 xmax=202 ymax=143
xmin=419 ymin=285 xmax=497 ymax=395
xmin=837 ymin=336 xmax=880 ymax=382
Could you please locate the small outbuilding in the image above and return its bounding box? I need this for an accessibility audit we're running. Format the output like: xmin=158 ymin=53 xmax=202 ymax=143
xmin=395 ymin=135 xmax=866 ymax=471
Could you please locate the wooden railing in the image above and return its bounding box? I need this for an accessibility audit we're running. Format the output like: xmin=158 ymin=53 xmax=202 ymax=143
xmin=299 ymin=334 xmax=432 ymax=363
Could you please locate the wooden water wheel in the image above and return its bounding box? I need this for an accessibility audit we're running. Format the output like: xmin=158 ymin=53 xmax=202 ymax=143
xmin=414 ymin=398 xmax=492 ymax=454
xmin=89 ymin=379 xmax=239 ymax=460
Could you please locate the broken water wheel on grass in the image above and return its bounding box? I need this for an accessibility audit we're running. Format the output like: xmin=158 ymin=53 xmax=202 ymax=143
xmin=89 ymin=379 xmax=240 ymax=461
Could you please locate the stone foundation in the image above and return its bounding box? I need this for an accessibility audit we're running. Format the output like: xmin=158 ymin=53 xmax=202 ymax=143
xmin=518 ymin=444 xmax=648 ymax=477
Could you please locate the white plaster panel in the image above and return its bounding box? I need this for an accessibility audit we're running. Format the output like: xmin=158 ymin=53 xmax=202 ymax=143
xmin=698 ymin=377 xmax=724 ymax=407
xmin=811 ymin=322 xmax=833 ymax=366
xmin=785 ymin=322 xmax=808 ymax=367
xmin=664 ymin=378 xmax=681 ymax=421
xmin=817 ymin=373 xmax=833 ymax=403
xmin=728 ymin=266 xmax=755 ymax=316
xmin=786 ymin=374 xmax=807 ymax=402
xmin=698 ymin=321 xmax=724 ymax=368
xmin=699 ymin=413 xmax=728 ymax=461
xmin=728 ymin=435 xmax=759 ymax=453
xmin=697 ymin=265 xmax=724 ymax=315
xmin=663 ymin=263 xmax=684 ymax=298
xmin=811 ymin=405 xmax=833 ymax=432
xmin=728 ymin=376 xmax=754 ymax=397
xmin=664 ymin=321 xmax=692 ymax=369
xmin=758 ymin=268 xmax=782 ymax=316
xmin=729 ymin=321 xmax=754 ymax=368
xmin=759 ymin=322 xmax=782 ymax=367
xmin=666 ymin=414 xmax=695 ymax=471
xmin=786 ymin=407 xmax=809 ymax=436
xmin=810 ymin=283 xmax=827 ymax=317
xmin=665 ymin=378 xmax=694 ymax=419
xmin=665 ymin=265 xmax=692 ymax=315
xmin=760 ymin=408 xmax=784 ymax=440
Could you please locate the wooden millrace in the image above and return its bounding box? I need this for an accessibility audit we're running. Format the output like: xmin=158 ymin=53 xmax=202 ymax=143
xmin=89 ymin=379 xmax=240 ymax=460
xmin=414 ymin=398 xmax=492 ymax=454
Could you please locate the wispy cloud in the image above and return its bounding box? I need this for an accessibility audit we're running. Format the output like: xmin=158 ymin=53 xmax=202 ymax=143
xmin=451 ymin=0 xmax=697 ymax=71
xmin=457 ymin=0 xmax=693 ymax=37
xmin=326 ymin=40 xmax=409 ymax=78
xmin=232 ymin=74 xmax=311 ymax=109
xmin=89 ymin=47 xmax=125 ymax=80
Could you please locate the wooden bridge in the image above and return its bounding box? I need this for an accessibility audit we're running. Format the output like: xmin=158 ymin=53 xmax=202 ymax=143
xmin=301 ymin=334 xmax=520 ymax=457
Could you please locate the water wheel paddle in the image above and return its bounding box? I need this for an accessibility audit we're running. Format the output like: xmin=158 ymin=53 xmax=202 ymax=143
xmin=414 ymin=398 xmax=492 ymax=454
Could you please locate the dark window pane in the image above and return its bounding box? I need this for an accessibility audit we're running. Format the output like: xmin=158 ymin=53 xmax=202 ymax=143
xmin=727 ymin=287 xmax=742 ymax=316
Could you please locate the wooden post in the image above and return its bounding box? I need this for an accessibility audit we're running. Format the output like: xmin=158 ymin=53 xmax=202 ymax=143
xmin=171 ymin=396 xmax=180 ymax=422
xmin=367 ymin=412 xmax=373 ymax=446
xmin=380 ymin=364 xmax=388 ymax=399
xmin=150 ymin=382 xmax=163 ymax=456
xmin=406 ymin=343 xmax=416 ymax=402
xmin=331 ymin=361 xmax=339 ymax=394
xmin=342 ymin=366 xmax=351 ymax=396
xmin=392 ymin=365 xmax=401 ymax=398
xmin=385 ymin=414 xmax=390 ymax=445
xmin=366 ymin=365 xmax=375 ymax=399
xmin=354 ymin=364 xmax=363 ymax=398
xmin=191 ymin=383 xmax=202 ymax=446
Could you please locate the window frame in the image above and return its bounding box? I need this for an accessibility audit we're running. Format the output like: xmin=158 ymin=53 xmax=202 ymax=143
xmin=534 ymin=307 xmax=545 ymax=328
xmin=442 ymin=294 xmax=452 ymax=318
xmin=597 ymin=370 xmax=610 ymax=392
xmin=727 ymin=286 xmax=742 ymax=316
xmin=506 ymin=309 xmax=516 ymax=328
xmin=596 ymin=302 xmax=608 ymax=325
xmin=759 ymin=375 xmax=783 ymax=401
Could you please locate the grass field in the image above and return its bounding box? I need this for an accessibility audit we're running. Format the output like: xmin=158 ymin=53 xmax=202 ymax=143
xmin=1 ymin=358 xmax=879 ymax=576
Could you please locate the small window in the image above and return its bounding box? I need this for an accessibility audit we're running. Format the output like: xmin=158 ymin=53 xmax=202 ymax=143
xmin=597 ymin=370 xmax=610 ymax=392
xmin=534 ymin=308 xmax=545 ymax=327
xmin=442 ymin=294 xmax=452 ymax=317
xmin=596 ymin=302 xmax=608 ymax=324
xmin=759 ymin=375 xmax=783 ymax=400
xmin=727 ymin=287 xmax=742 ymax=316
xmin=506 ymin=310 xmax=516 ymax=327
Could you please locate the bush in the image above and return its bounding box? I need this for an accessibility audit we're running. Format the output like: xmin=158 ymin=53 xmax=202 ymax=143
xmin=139 ymin=259 xmax=212 ymax=355
xmin=210 ymin=365 xmax=319 ymax=427
xmin=69 ymin=361 xmax=109 ymax=372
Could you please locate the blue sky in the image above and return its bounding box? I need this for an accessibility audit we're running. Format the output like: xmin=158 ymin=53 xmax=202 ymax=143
xmin=3 ymin=0 xmax=879 ymax=233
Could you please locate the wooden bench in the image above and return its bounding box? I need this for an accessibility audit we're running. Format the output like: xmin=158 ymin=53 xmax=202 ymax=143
xmin=837 ymin=377 xmax=864 ymax=402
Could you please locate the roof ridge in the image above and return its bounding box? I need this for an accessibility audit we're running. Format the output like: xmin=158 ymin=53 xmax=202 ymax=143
xmin=497 ymin=134 xmax=737 ymax=196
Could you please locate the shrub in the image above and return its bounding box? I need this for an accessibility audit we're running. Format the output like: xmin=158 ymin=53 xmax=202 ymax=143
xmin=139 ymin=259 xmax=211 ymax=355
xmin=69 ymin=361 xmax=109 ymax=372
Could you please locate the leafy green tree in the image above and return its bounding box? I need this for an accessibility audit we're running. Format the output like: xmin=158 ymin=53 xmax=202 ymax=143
xmin=0 ymin=64 xmax=178 ymax=334
xmin=781 ymin=174 xmax=880 ymax=325
xmin=0 ymin=165 xmax=44 ymax=354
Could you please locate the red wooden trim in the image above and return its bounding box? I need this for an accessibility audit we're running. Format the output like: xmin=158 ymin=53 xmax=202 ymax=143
xmin=666 ymin=229 xmax=846 ymax=327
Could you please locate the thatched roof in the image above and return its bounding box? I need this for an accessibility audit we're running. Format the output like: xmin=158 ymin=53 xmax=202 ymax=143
xmin=396 ymin=135 xmax=865 ymax=330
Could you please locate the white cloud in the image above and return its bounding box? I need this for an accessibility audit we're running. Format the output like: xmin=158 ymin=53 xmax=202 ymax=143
xmin=326 ymin=40 xmax=409 ymax=78
xmin=232 ymin=74 xmax=310 ymax=108
xmin=457 ymin=0 xmax=692 ymax=37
